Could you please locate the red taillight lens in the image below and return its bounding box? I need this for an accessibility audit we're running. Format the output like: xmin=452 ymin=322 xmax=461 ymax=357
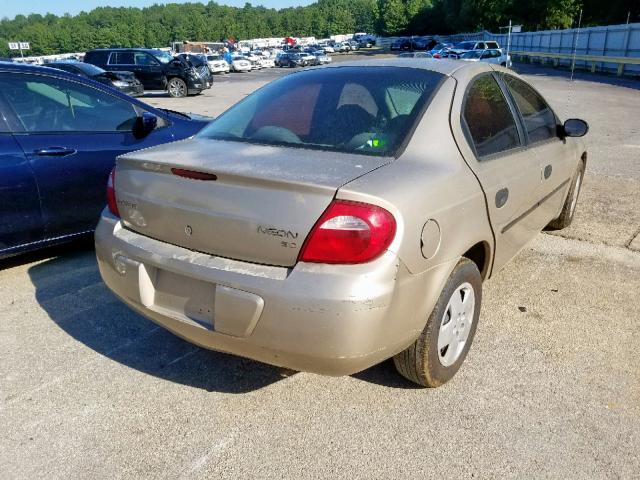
xmin=434 ymin=53 xmax=441 ymax=59
xmin=299 ymin=200 xmax=396 ymax=264
xmin=106 ymin=167 xmax=120 ymax=217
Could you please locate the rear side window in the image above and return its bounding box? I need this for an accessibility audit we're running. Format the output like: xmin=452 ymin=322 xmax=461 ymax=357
xmin=85 ymin=51 xmax=109 ymax=65
xmin=462 ymin=74 xmax=521 ymax=158
xmin=486 ymin=42 xmax=499 ymax=49
xmin=0 ymin=73 xmax=138 ymax=133
xmin=109 ymin=52 xmax=134 ymax=65
xmin=503 ymin=75 xmax=557 ymax=144
xmin=134 ymin=52 xmax=157 ymax=66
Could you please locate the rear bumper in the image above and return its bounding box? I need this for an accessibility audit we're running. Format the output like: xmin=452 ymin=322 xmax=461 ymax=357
xmin=95 ymin=212 xmax=447 ymax=376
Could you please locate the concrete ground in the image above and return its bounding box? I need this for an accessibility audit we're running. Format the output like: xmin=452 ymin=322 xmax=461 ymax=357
xmin=1 ymin=57 xmax=639 ymax=479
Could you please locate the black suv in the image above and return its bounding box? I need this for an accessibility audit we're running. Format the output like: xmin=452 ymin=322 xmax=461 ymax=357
xmin=84 ymin=48 xmax=211 ymax=98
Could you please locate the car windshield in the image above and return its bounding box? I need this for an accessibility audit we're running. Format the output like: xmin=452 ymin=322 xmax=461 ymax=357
xmin=462 ymin=50 xmax=483 ymax=59
xmin=153 ymin=50 xmax=174 ymax=64
xmin=207 ymin=55 xmax=221 ymax=61
xmin=198 ymin=66 xmax=444 ymax=157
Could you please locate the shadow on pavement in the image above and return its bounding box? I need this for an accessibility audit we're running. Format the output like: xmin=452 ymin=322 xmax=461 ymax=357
xmin=27 ymin=248 xmax=288 ymax=394
xmin=352 ymin=359 xmax=423 ymax=389
xmin=0 ymin=236 xmax=95 ymax=271
xmin=25 ymin=245 xmax=419 ymax=392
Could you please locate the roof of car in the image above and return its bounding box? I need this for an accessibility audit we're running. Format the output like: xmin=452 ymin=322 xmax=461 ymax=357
xmin=320 ymin=58 xmax=489 ymax=76
xmin=86 ymin=48 xmax=162 ymax=52
xmin=0 ymin=61 xmax=76 ymax=76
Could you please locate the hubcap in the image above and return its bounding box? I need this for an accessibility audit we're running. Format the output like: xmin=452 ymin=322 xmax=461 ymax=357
xmin=169 ymin=79 xmax=185 ymax=97
xmin=437 ymin=282 xmax=475 ymax=367
xmin=570 ymin=174 xmax=581 ymax=217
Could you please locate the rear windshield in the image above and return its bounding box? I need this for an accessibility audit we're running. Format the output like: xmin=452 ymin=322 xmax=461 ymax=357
xmin=197 ymin=66 xmax=444 ymax=157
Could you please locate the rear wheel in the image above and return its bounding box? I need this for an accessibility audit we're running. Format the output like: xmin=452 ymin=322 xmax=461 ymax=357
xmin=167 ymin=77 xmax=187 ymax=98
xmin=393 ymin=258 xmax=482 ymax=387
xmin=547 ymin=160 xmax=584 ymax=230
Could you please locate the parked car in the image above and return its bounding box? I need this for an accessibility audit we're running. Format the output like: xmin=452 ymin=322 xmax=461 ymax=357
xmin=205 ymin=53 xmax=230 ymax=74
xmin=413 ymin=37 xmax=438 ymax=51
xmin=460 ymin=49 xmax=512 ymax=67
xmin=446 ymin=40 xmax=501 ymax=59
xmin=429 ymin=43 xmax=453 ymax=58
xmin=46 ymin=61 xmax=144 ymax=97
xmin=176 ymin=53 xmax=214 ymax=87
xmin=354 ymin=34 xmax=376 ymax=48
xmin=333 ymin=42 xmax=351 ymax=53
xmin=0 ymin=62 xmax=210 ymax=259
xmin=242 ymin=53 xmax=263 ymax=70
xmin=84 ymin=48 xmax=208 ymax=98
xmin=398 ymin=52 xmax=433 ymax=59
xmin=313 ymin=52 xmax=332 ymax=64
xmin=227 ymin=55 xmax=252 ymax=72
xmin=299 ymin=52 xmax=317 ymax=65
xmin=258 ymin=57 xmax=276 ymax=68
xmin=96 ymin=60 xmax=588 ymax=387
xmin=319 ymin=44 xmax=335 ymax=53
xmin=277 ymin=52 xmax=307 ymax=68
xmin=390 ymin=38 xmax=413 ymax=51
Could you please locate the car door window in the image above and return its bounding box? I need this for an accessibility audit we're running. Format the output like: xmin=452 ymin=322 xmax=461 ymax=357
xmin=503 ymin=75 xmax=557 ymax=144
xmin=109 ymin=51 xmax=134 ymax=65
xmin=135 ymin=53 xmax=157 ymax=66
xmin=0 ymin=73 xmax=138 ymax=133
xmin=462 ymin=74 xmax=521 ymax=158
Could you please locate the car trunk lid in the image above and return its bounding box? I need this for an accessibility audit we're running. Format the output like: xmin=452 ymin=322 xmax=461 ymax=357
xmin=115 ymin=138 xmax=390 ymax=267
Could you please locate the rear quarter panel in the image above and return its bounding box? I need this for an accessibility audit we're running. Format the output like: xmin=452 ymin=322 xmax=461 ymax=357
xmin=338 ymin=77 xmax=494 ymax=278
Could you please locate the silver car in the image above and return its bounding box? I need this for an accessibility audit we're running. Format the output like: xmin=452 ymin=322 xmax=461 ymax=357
xmin=96 ymin=59 xmax=588 ymax=387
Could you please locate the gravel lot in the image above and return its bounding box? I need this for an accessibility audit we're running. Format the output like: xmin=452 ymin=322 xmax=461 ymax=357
xmin=1 ymin=56 xmax=639 ymax=479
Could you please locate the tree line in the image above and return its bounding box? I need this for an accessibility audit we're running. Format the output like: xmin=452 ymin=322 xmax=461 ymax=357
xmin=1 ymin=0 xmax=637 ymax=57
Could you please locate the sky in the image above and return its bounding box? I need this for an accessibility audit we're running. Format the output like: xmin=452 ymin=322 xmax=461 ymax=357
xmin=2 ymin=0 xmax=315 ymax=20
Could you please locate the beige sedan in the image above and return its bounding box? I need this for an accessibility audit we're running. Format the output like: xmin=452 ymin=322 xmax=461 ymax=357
xmin=96 ymin=59 xmax=588 ymax=387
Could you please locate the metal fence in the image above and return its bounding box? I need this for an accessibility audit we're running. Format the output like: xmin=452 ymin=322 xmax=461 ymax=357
xmin=485 ymin=23 xmax=640 ymax=74
xmin=377 ymin=23 xmax=640 ymax=75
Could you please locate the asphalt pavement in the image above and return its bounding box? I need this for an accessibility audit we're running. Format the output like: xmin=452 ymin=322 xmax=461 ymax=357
xmin=1 ymin=56 xmax=639 ymax=479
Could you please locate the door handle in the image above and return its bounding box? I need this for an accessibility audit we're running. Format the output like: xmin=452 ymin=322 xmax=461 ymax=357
xmin=495 ymin=188 xmax=509 ymax=208
xmin=543 ymin=164 xmax=552 ymax=179
xmin=34 ymin=147 xmax=77 ymax=157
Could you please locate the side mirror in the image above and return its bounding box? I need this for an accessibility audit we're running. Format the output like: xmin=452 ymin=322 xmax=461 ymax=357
xmin=561 ymin=118 xmax=589 ymax=138
xmin=132 ymin=112 xmax=158 ymax=139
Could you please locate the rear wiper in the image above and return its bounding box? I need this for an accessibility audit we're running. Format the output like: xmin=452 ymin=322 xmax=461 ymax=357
xmin=159 ymin=108 xmax=191 ymax=119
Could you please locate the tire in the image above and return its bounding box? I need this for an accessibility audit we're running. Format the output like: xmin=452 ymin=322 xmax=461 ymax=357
xmin=393 ymin=258 xmax=482 ymax=387
xmin=167 ymin=77 xmax=188 ymax=98
xmin=500 ymin=62 xmax=507 ymax=67
xmin=546 ymin=160 xmax=585 ymax=230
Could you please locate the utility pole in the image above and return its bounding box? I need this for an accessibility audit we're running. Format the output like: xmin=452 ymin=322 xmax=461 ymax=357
xmin=506 ymin=20 xmax=512 ymax=60
xmin=570 ymin=9 xmax=582 ymax=82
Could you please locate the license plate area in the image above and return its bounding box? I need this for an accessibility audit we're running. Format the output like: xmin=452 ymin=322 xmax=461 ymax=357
xmin=140 ymin=265 xmax=215 ymax=330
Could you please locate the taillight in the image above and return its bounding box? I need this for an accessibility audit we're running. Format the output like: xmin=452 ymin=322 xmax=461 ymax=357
xmin=106 ymin=167 xmax=120 ymax=217
xmin=298 ymin=200 xmax=396 ymax=264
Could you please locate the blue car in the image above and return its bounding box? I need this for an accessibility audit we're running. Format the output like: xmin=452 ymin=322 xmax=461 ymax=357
xmin=0 ymin=62 xmax=210 ymax=259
